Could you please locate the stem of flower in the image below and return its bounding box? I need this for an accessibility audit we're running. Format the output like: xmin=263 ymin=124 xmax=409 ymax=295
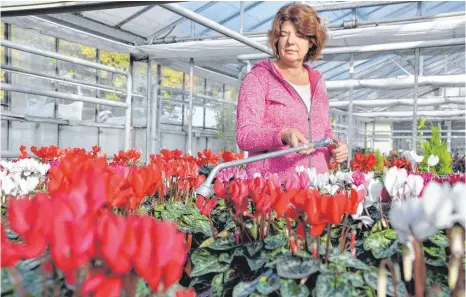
xmin=40 ymin=261 xmax=48 ymax=297
xmin=325 ymin=224 xmax=332 ymax=265
xmin=412 ymin=238 xmax=426 ymax=297
xmin=339 ymin=213 xmax=348 ymax=251
xmin=378 ymin=201 xmax=384 ymax=226
xmin=123 ymin=272 xmax=138 ymax=297
xmin=260 ymin=214 xmax=266 ymax=241
xmin=209 ymin=216 xmax=216 ymax=237
xmin=380 ymin=259 xmax=399 ymax=297
xmin=9 ymin=266 xmax=26 ymax=297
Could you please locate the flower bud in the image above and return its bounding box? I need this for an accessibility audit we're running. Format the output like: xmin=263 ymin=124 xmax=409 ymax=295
xmin=350 ymin=229 xmax=357 ymax=257
xmin=377 ymin=265 xmax=387 ymax=297
xmin=448 ymin=257 xmax=460 ymax=289
xmin=290 ymin=237 xmax=297 ymax=254
xmin=402 ymin=247 xmax=414 ymax=282
xmin=311 ymin=239 xmax=318 ymax=258
xmin=449 ymin=226 xmax=464 ymax=258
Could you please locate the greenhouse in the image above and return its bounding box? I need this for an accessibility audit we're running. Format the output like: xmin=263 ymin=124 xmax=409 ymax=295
xmin=0 ymin=1 xmax=465 ymax=297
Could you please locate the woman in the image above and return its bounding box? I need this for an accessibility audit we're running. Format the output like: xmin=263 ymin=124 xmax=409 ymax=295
xmin=236 ymin=3 xmax=348 ymax=181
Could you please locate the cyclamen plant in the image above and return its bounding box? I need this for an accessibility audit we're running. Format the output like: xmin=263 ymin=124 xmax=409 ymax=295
xmin=2 ymin=144 xmax=465 ymax=297
xmin=0 ymin=158 xmax=50 ymax=198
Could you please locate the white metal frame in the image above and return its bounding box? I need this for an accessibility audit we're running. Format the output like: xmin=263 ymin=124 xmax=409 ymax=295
xmin=1 ymin=1 xmax=465 ymax=158
xmin=0 ymin=39 xmax=134 ymax=153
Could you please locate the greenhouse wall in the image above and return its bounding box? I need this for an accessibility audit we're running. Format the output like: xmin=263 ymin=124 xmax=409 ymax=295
xmin=1 ymin=22 xmax=238 ymax=161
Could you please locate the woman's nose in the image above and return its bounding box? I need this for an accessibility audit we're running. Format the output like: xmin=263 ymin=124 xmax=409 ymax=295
xmin=286 ymin=34 xmax=296 ymax=45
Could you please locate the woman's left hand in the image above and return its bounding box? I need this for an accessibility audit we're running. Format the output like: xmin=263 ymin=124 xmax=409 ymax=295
xmin=331 ymin=143 xmax=348 ymax=164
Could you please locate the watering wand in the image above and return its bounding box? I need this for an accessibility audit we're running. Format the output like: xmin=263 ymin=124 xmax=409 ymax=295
xmin=196 ymin=138 xmax=337 ymax=198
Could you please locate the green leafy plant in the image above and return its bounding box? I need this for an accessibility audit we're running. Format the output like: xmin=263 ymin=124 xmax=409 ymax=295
xmin=374 ymin=150 xmax=385 ymax=171
xmin=419 ymin=126 xmax=452 ymax=175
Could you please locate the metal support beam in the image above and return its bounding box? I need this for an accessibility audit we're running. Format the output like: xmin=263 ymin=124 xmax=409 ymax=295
xmin=354 ymin=110 xmax=465 ymax=118
xmin=187 ymin=58 xmax=194 ymax=155
xmin=32 ymin=14 xmax=146 ymax=45
xmin=324 ymin=74 xmax=465 ymax=91
xmin=156 ymin=65 xmax=162 ymax=152
xmin=125 ymin=58 xmax=133 ymax=150
xmin=160 ymin=3 xmax=272 ymax=55
xmin=446 ymin=121 xmax=452 ymax=152
xmin=147 ymin=2 xmax=217 ymax=43
xmin=1 ymin=64 xmax=125 ymax=95
xmin=145 ymin=59 xmax=152 ymax=163
xmin=240 ymin=1 xmax=245 ymax=34
xmin=1 ymin=83 xmax=129 ymax=108
xmin=115 ymin=5 xmax=155 ymax=28
xmin=199 ymin=1 xmax=263 ymax=35
xmin=1 ymin=40 xmax=128 ymax=74
xmin=329 ymin=97 xmax=465 ymax=108
xmin=311 ymin=1 xmax=413 ymax=12
xmin=0 ymin=1 xmax=171 ymax=17
xmin=348 ymin=53 xmax=354 ymax=161
xmin=238 ymin=37 xmax=465 ymax=60
xmin=412 ymin=48 xmax=420 ymax=151
xmin=2 ymin=112 xmax=134 ymax=129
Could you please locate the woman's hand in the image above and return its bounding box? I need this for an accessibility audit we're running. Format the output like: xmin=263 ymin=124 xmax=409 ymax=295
xmin=280 ymin=128 xmax=314 ymax=154
xmin=331 ymin=143 xmax=348 ymax=163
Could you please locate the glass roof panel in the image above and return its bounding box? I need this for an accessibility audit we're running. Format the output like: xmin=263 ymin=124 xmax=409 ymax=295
xmin=423 ymin=1 xmax=465 ymax=15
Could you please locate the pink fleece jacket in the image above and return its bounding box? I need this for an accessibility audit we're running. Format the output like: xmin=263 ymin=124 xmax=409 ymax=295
xmin=236 ymin=59 xmax=339 ymax=181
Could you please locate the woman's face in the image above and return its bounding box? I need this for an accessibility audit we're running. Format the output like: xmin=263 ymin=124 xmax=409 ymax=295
xmin=277 ymin=20 xmax=312 ymax=65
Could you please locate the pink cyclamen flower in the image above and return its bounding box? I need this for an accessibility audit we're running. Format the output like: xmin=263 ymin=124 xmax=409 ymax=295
xmin=264 ymin=172 xmax=282 ymax=188
xmin=216 ymin=167 xmax=247 ymax=183
xmin=49 ymin=161 xmax=60 ymax=168
xmin=352 ymin=171 xmax=365 ymax=187
xmin=107 ymin=164 xmax=131 ymax=179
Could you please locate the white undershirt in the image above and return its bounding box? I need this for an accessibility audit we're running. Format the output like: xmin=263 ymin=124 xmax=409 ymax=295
xmin=289 ymin=82 xmax=311 ymax=112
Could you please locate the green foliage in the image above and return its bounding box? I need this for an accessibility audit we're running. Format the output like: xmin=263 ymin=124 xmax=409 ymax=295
xmin=419 ymin=126 xmax=452 ymax=174
xmin=375 ymin=150 xmax=385 ymax=171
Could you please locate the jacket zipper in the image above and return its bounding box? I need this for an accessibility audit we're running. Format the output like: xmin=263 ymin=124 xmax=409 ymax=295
xmin=269 ymin=61 xmax=322 ymax=168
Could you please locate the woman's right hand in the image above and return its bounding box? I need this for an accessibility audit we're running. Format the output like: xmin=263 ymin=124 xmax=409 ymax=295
xmin=280 ymin=128 xmax=314 ymax=155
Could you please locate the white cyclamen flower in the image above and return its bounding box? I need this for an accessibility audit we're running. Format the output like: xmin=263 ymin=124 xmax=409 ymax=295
xmin=304 ymin=168 xmax=318 ymax=188
xmin=0 ymin=158 xmax=49 ymax=197
xmin=252 ymin=172 xmax=262 ymax=178
xmin=403 ymin=150 xmax=424 ymax=164
xmin=404 ymin=174 xmax=425 ymax=198
xmin=450 ymin=183 xmax=466 ymax=227
xmin=383 ymin=167 xmax=408 ymax=198
xmin=421 ymin=182 xmax=455 ymax=230
xmin=389 ymin=197 xmax=437 ymax=243
xmin=296 ymin=165 xmax=305 ymax=174
xmin=427 ymin=155 xmax=439 ymax=167
xmin=365 ymin=178 xmax=383 ymax=207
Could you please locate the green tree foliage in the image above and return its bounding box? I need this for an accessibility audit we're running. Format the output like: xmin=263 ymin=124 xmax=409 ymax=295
xmin=419 ymin=126 xmax=452 ymax=175
xmin=375 ymin=149 xmax=385 ymax=171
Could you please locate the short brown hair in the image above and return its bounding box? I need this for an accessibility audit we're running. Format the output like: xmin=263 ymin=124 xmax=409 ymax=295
xmin=268 ymin=4 xmax=328 ymax=63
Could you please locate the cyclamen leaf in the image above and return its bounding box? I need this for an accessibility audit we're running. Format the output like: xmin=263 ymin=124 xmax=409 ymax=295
xmin=312 ymin=273 xmax=351 ymax=297
xmin=211 ymin=274 xmax=224 ymax=297
xmin=245 ymin=241 xmax=263 ymax=257
xmin=264 ymin=234 xmax=287 ymax=250
xmin=246 ymin=251 xmax=269 ymax=271
xmin=208 ymin=237 xmax=236 ymax=251
xmin=191 ymin=249 xmax=230 ymax=277
xmin=328 ymin=251 xmax=369 ymax=270
xmin=363 ymin=269 xmax=409 ymax=297
xmin=429 ymin=231 xmax=449 ymax=248
xmin=256 ymin=274 xmax=281 ymax=295
xmin=280 ymin=279 xmax=310 ymax=297
xmin=276 ymin=255 xmax=320 ymax=279
xmin=371 ymin=240 xmax=399 ymax=259
xmin=232 ymin=281 xmax=257 ymax=297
